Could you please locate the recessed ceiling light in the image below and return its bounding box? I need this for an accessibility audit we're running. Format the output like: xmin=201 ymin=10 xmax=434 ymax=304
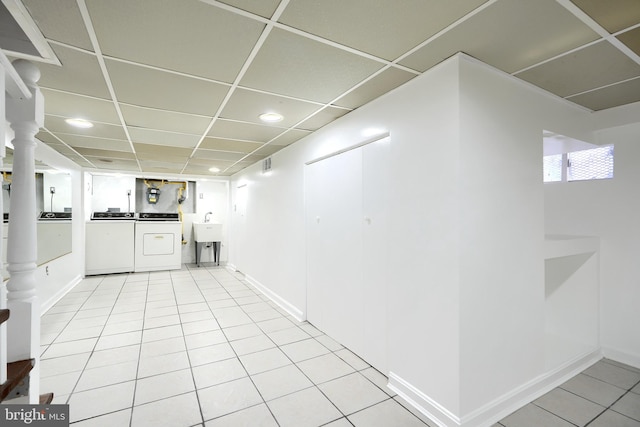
xmin=259 ymin=112 xmax=283 ymax=123
xmin=65 ymin=118 xmax=93 ymax=128
xmin=208 ymin=167 xmax=221 ymax=173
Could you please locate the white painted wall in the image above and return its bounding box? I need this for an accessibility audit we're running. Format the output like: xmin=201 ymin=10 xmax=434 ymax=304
xmin=34 ymin=141 xmax=83 ymax=313
xmin=230 ymin=57 xmax=465 ymax=413
xmin=545 ymin=121 xmax=640 ymax=368
xmin=90 ymin=174 xmax=137 ymax=214
xmin=457 ymin=59 xmax=549 ymax=415
xmin=86 ymin=173 xmax=229 ymax=265
xmin=42 ymin=172 xmax=72 ymax=212
xmin=229 ymin=54 xmax=616 ymax=425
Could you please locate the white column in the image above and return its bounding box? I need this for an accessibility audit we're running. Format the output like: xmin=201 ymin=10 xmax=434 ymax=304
xmin=5 ymin=59 xmax=44 ymax=403
xmin=0 ymin=58 xmax=7 ymax=386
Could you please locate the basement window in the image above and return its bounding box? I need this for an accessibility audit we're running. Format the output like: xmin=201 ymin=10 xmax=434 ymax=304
xmin=542 ymin=131 xmax=614 ymax=183
xmin=567 ymin=145 xmax=614 ymax=181
xmin=543 ymin=154 xmax=563 ymax=182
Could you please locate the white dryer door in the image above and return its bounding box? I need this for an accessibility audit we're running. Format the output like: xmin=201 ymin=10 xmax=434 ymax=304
xmin=143 ymin=233 xmax=175 ymax=255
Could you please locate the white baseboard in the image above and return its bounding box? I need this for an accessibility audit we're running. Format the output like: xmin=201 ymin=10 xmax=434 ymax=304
xmin=602 ymin=346 xmax=640 ymax=369
xmin=40 ymin=274 xmax=82 ymax=315
xmin=388 ymin=348 xmax=602 ymax=427
xmin=243 ymin=274 xmax=305 ymax=322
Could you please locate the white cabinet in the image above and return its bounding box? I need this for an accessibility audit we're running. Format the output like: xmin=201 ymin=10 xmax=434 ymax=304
xmin=306 ymin=137 xmax=390 ymax=373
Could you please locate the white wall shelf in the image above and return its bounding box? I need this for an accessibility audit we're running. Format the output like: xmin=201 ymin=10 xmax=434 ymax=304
xmin=544 ymin=234 xmax=600 ymax=371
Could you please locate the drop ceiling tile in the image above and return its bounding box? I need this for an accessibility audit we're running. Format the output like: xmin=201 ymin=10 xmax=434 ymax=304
xmin=400 ymin=0 xmax=599 ymax=73
xmin=334 ymin=67 xmax=417 ymax=109
xmin=52 ymin=134 xmax=132 ymax=152
xmin=186 ymin=157 xmax=235 ymax=167
xmin=64 ymin=155 xmax=93 ymax=167
xmin=617 ymin=27 xmax=640 ymax=56
xmin=183 ymin=159 xmax=236 ymax=174
xmin=223 ymin=162 xmax=255 ymax=175
xmin=192 ymin=149 xmax=247 ymax=162
xmin=137 ymin=152 xmax=189 ymax=163
xmin=571 ymin=0 xmax=640 ymax=33
xmin=86 ymin=0 xmax=265 ymax=82
xmin=516 ymin=41 xmax=640 ymax=97
xmin=269 ymin=129 xmax=311 ymax=146
xmin=250 ymin=144 xmax=286 ymax=157
xmin=133 ymin=143 xmax=193 ymax=160
xmin=567 ymin=77 xmax=640 ymax=110
xmin=74 ymin=148 xmax=137 ymax=160
xmin=297 ymin=106 xmax=350 ymax=131
xmin=22 ymin=0 xmax=93 ymax=51
xmin=138 ymin=160 xmax=186 ymax=173
xmin=41 ymin=89 xmax=119 ymax=124
xmin=198 ymin=137 xmax=263 ymax=153
xmin=120 ymin=104 xmax=212 ymax=135
xmin=218 ymin=0 xmax=281 ymax=18
xmin=42 ymin=142 xmax=78 ymax=157
xmin=45 ymin=115 xmax=127 ymax=140
xmin=127 ymin=128 xmax=200 ymax=148
xmin=221 ymin=88 xmax=323 ymax=127
xmin=105 ymin=59 xmax=228 ymax=116
xmin=279 ymin=0 xmax=488 ymax=61
xmin=207 ymin=119 xmax=284 ymax=142
xmin=91 ymin=158 xmax=139 ymax=171
xmin=240 ymin=28 xmax=384 ymax=103
xmin=38 ymin=45 xmax=110 ymax=98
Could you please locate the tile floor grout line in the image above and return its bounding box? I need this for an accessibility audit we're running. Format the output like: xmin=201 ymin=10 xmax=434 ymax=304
xmin=583 ymin=378 xmax=640 ymax=426
xmin=44 ymin=265 xmax=640 ymax=427
xmin=193 ymin=264 xmax=283 ymax=426
xmin=178 ymin=265 xmax=217 ymax=427
xmin=128 ymin=272 xmax=151 ymax=427
xmin=61 ymin=275 xmax=132 ymax=406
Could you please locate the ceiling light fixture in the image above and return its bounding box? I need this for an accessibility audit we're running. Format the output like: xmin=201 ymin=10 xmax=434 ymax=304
xmin=208 ymin=167 xmax=221 ymax=173
xmin=259 ymin=112 xmax=283 ymax=123
xmin=65 ymin=118 xmax=93 ymax=129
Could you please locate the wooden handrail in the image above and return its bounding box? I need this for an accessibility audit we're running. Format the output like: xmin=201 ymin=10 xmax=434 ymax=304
xmin=0 ymin=309 xmax=9 ymax=325
xmin=0 ymin=359 xmax=34 ymax=402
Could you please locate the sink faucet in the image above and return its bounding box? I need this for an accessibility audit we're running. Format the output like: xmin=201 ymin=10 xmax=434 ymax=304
xmin=204 ymin=212 xmax=212 ymax=223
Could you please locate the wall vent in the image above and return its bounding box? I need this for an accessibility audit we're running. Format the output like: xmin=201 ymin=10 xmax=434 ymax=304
xmin=262 ymin=157 xmax=272 ymax=173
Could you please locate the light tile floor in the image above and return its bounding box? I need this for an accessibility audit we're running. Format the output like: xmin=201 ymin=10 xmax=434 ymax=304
xmin=34 ymin=265 xmax=640 ymax=427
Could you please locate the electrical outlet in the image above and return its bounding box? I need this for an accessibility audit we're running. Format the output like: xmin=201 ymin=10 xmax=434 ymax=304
xmin=50 ymin=186 xmax=55 ymax=194
xmin=199 ymin=193 xmax=204 ymax=199
xmin=127 ymin=189 xmax=131 ymax=196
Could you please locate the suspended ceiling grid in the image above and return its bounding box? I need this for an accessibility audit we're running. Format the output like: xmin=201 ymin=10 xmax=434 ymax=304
xmin=1 ymin=0 xmax=639 ymax=176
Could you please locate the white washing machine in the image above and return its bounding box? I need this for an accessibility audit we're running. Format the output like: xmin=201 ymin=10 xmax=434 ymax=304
xmin=134 ymin=213 xmax=182 ymax=272
xmin=86 ymin=212 xmax=136 ymax=275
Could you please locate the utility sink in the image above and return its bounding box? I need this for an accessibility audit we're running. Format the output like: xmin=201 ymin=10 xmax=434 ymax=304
xmin=193 ymin=222 xmax=222 ymax=242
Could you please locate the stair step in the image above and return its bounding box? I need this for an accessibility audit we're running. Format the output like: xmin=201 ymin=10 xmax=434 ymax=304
xmin=0 ymin=359 xmax=34 ymax=402
xmin=39 ymin=392 xmax=54 ymax=405
xmin=0 ymin=309 xmax=8 ymax=325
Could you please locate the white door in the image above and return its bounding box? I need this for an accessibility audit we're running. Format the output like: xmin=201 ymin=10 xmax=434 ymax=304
xmin=361 ymin=137 xmax=390 ymax=373
xmin=306 ymin=148 xmax=364 ymax=355
xmin=306 ymin=137 xmax=390 ymax=372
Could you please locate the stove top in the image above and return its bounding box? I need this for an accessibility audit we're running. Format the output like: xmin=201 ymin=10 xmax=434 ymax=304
xmin=92 ymin=212 xmax=135 ymax=220
xmin=137 ymin=212 xmax=180 ymax=221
